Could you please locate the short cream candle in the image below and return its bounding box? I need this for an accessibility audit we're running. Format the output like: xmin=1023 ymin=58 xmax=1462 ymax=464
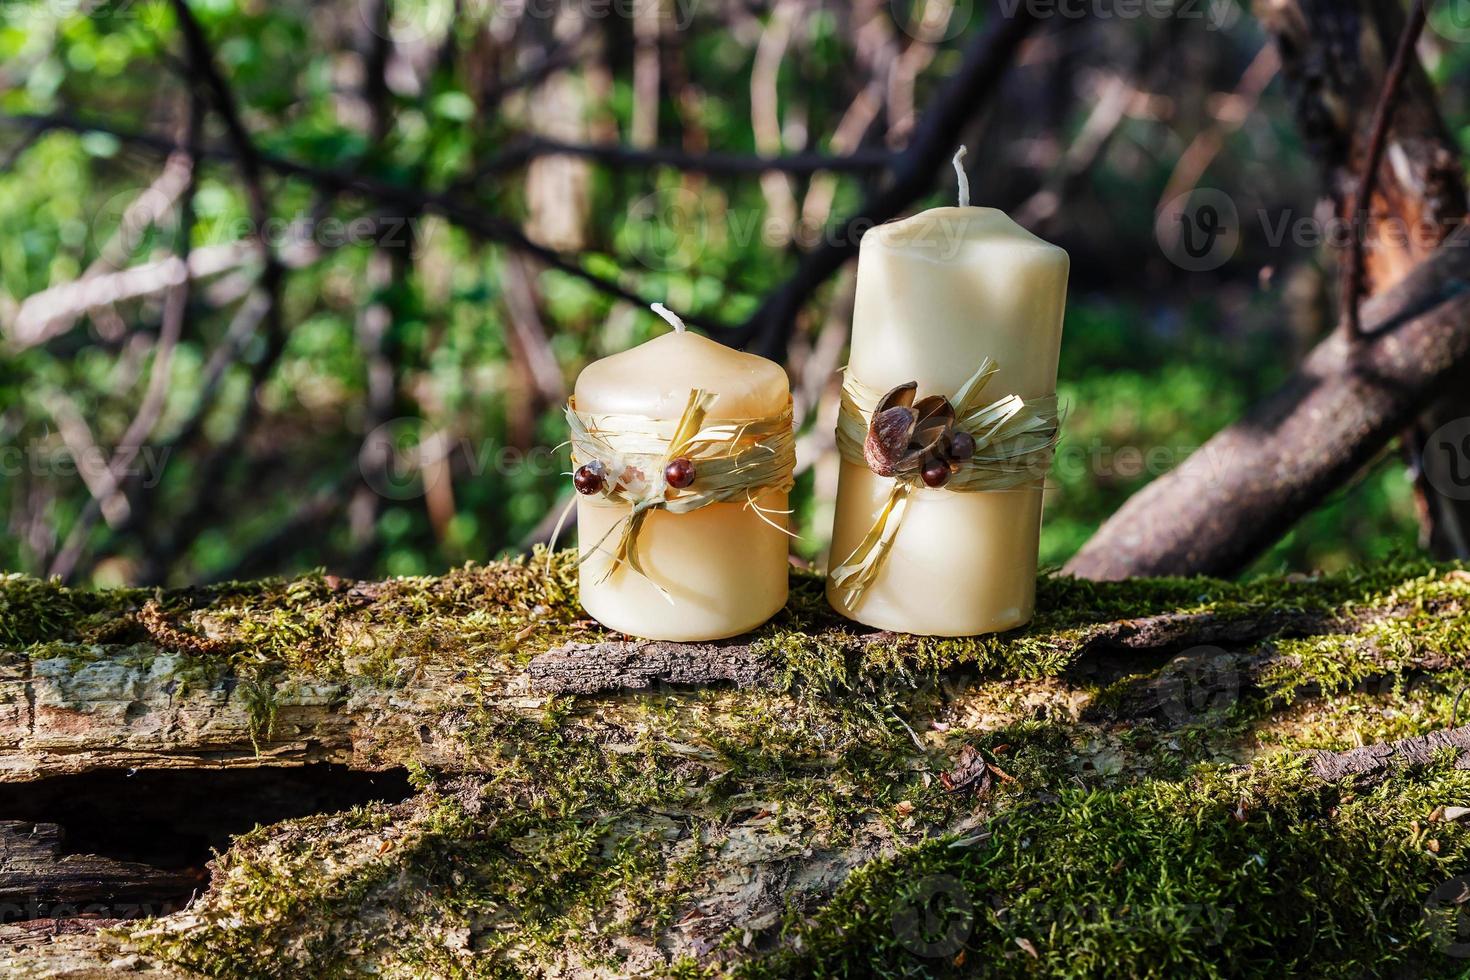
xmin=572 ymin=307 xmax=793 ymax=641
xmin=827 ymin=156 xmax=1068 ymax=635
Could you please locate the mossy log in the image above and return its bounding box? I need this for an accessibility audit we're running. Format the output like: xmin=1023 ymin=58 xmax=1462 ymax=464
xmin=5 ymin=557 xmax=1470 ymax=976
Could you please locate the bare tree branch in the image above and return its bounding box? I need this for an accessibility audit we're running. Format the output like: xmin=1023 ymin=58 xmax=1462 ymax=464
xmin=5 ymin=151 xmax=195 ymax=348
xmin=737 ymin=1 xmax=1050 ymax=357
xmin=11 ymin=243 xmax=248 ymax=348
xmin=1341 ymin=0 xmax=1431 ymax=338
xmin=1066 ymin=225 xmax=1470 ymax=580
xmin=4 ymin=111 xmax=733 ymax=331
xmin=454 ymin=137 xmax=895 ymax=183
xmin=112 ymin=0 xmax=292 ymax=586
xmin=46 ymin=93 xmax=203 ymax=581
xmin=1068 ymin=0 xmax=1470 ymax=581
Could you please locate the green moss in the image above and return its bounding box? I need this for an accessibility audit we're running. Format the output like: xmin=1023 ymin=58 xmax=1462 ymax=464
xmin=6 ymin=551 xmax=1454 ymax=697
xmin=757 ymin=558 xmax=1466 ymax=696
xmin=80 ymin=556 xmax=1470 ymax=976
xmin=1261 ymin=568 xmax=1470 ymax=705
xmin=739 ymin=756 xmax=1470 ymax=978
xmin=0 ymin=572 xmax=146 ymax=646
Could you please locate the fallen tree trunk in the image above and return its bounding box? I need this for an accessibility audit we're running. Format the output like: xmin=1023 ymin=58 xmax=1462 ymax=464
xmin=1264 ymin=0 xmax=1470 ymax=558
xmin=1066 ymin=223 xmax=1470 ymax=580
xmin=2 ymin=557 xmax=1470 ymax=976
xmin=1068 ymin=0 xmax=1470 ymax=580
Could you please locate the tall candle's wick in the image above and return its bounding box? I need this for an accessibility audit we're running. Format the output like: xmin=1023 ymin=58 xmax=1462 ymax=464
xmin=952 ymin=146 xmax=970 ymax=208
xmin=651 ymin=302 xmax=687 ymax=334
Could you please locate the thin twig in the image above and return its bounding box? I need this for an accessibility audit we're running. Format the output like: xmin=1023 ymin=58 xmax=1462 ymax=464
xmin=121 ymin=0 xmax=291 ymax=585
xmin=0 ymin=112 xmax=732 ymax=334
xmin=46 ymin=93 xmax=203 ymax=580
xmin=1342 ymin=0 xmax=1431 ymax=339
xmin=750 ymin=0 xmax=801 ymax=245
xmin=453 ymin=138 xmax=894 ymax=185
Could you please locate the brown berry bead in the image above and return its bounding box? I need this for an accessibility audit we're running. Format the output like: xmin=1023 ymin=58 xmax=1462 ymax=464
xmin=920 ymin=456 xmax=951 ymax=488
xmin=949 ymin=430 xmax=976 ymax=461
xmin=664 ymin=457 xmax=696 ymax=489
xmin=574 ymin=461 xmax=606 ymax=495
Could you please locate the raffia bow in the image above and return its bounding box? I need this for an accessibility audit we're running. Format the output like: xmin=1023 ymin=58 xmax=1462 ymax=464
xmin=562 ymin=390 xmax=796 ymax=593
xmin=829 ymin=358 xmax=1059 ymax=607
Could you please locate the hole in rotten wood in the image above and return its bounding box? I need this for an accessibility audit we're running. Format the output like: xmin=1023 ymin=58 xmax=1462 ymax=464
xmin=0 ymin=764 xmax=413 ymax=924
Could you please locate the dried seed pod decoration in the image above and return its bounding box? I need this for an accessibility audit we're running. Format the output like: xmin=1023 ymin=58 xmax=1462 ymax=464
xmin=863 ymin=383 xmax=918 ymax=477
xmin=862 ymin=380 xmax=964 ymax=481
xmin=902 ymin=395 xmax=956 ymax=470
xmin=864 ymin=409 xmax=916 ymax=477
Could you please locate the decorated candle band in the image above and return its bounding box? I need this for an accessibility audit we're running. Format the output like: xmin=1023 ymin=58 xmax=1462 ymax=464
xmin=829 ymin=358 xmax=1059 ymax=607
xmin=565 ymin=387 xmax=796 ymax=591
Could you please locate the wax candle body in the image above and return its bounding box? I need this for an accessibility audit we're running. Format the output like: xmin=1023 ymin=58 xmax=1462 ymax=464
xmin=575 ymin=330 xmax=791 ymax=641
xmin=827 ymin=207 xmax=1068 ymax=635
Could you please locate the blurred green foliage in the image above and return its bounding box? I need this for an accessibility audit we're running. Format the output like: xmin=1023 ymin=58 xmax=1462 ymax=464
xmin=0 ymin=0 xmax=1434 ymax=588
xmin=1045 ymin=299 xmax=1418 ymax=575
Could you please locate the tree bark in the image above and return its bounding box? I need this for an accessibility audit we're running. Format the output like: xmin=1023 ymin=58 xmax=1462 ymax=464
xmin=1264 ymin=0 xmax=1470 ymax=558
xmin=1067 ymin=224 xmax=1470 ymax=579
xmin=0 ymin=821 xmax=205 ymax=909
xmin=1068 ymin=0 xmax=1470 ymax=579
xmin=2 ymin=560 xmax=1470 ymax=974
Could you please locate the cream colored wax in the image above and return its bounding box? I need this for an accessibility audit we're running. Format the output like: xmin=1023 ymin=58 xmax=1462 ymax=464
xmin=575 ymin=322 xmax=792 ymax=641
xmin=827 ymin=206 xmax=1068 ymax=635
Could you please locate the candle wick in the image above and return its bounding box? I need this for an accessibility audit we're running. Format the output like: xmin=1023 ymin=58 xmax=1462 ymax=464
xmin=952 ymin=146 xmax=969 ymax=208
xmin=650 ymin=302 xmax=687 ymax=334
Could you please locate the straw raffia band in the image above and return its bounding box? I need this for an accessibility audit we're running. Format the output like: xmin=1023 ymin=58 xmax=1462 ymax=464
xmin=830 ymin=358 xmax=1059 ymax=608
xmin=564 ymin=390 xmax=796 ymax=590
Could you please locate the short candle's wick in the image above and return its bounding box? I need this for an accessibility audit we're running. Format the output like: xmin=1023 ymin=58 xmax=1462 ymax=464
xmin=952 ymin=146 xmax=969 ymax=208
xmin=651 ymin=302 xmax=687 ymax=334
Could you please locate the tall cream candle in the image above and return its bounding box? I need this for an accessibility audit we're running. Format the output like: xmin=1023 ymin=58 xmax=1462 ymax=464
xmin=827 ymin=163 xmax=1068 ymax=635
xmin=572 ymin=307 xmax=793 ymax=641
